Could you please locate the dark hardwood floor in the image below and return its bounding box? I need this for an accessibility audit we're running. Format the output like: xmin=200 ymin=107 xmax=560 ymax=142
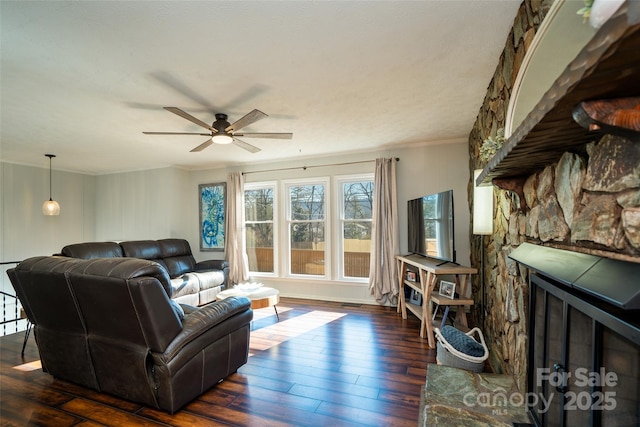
xmin=0 ymin=297 xmax=436 ymax=426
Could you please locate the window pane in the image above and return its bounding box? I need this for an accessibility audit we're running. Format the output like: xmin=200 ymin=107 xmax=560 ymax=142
xmin=290 ymin=222 xmax=324 ymax=275
xmin=343 ymin=182 xmax=373 ymax=220
xmin=341 ymin=179 xmax=373 ymax=279
xmin=343 ymin=221 xmax=371 ymax=278
xmin=246 ymin=223 xmax=273 ymax=273
xmin=245 ymin=188 xmax=273 ymax=221
xmin=245 ymin=186 xmax=275 ymax=274
xmin=290 ymin=185 xmax=324 ymax=220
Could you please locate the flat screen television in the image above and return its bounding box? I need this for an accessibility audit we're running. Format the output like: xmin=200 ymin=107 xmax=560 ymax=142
xmin=407 ymin=189 xmax=456 ymax=264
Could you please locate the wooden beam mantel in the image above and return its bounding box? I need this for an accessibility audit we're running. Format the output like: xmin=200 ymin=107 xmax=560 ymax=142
xmin=573 ymin=97 xmax=640 ymax=139
xmin=476 ymin=1 xmax=640 ymax=187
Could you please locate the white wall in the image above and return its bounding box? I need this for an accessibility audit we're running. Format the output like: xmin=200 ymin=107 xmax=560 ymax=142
xmin=1 ymin=162 xmax=96 ymax=262
xmin=1 ymin=162 xmax=95 ymax=332
xmin=395 ymin=142 xmax=471 ymax=265
xmin=1 ymin=141 xmax=471 ymax=307
xmin=95 ymin=167 xmax=190 ymax=241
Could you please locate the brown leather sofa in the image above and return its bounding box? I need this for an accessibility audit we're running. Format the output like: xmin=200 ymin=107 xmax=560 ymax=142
xmin=60 ymin=238 xmax=228 ymax=306
xmin=8 ymin=256 xmax=252 ymax=414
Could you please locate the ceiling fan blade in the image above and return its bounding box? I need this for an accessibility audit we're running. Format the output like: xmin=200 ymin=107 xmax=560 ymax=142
xmin=143 ymin=131 xmax=211 ymax=136
xmin=226 ymin=109 xmax=267 ymax=132
xmin=164 ymin=107 xmax=216 ymax=132
xmin=232 ymin=138 xmax=261 ymax=153
xmin=235 ymin=132 xmax=293 ymax=139
xmin=190 ymin=139 xmax=214 ymax=152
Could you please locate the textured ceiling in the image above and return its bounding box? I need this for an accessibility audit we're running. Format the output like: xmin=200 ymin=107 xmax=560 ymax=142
xmin=1 ymin=1 xmax=521 ymax=174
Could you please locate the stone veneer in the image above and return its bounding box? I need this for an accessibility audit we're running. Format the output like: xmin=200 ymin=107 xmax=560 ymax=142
xmin=467 ymin=0 xmax=553 ymax=393
xmin=472 ymin=0 xmax=640 ymax=397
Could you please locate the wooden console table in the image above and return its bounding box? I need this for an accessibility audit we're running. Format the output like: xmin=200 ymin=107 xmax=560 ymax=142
xmin=396 ymin=254 xmax=477 ymax=347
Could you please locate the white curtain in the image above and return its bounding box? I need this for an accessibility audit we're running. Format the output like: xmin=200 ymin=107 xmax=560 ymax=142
xmin=368 ymin=158 xmax=399 ymax=305
xmin=224 ymin=172 xmax=250 ymax=285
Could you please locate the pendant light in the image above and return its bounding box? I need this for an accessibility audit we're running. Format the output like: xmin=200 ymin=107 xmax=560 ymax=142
xmin=42 ymin=154 xmax=60 ymax=216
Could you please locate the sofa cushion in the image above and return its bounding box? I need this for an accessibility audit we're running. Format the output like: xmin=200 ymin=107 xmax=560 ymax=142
xmin=198 ymin=286 xmax=224 ymax=306
xmin=159 ymin=239 xmax=196 ymax=278
xmin=163 ymin=256 xmax=196 ymax=278
xmin=120 ymin=240 xmax=162 ymax=260
xmin=158 ymin=238 xmax=192 ymax=257
xmin=190 ymin=271 xmax=225 ymax=290
xmin=172 ymin=293 xmax=199 ymax=307
xmin=170 ymin=274 xmax=200 ymax=299
xmin=76 ymin=257 xmax=174 ymax=299
xmin=61 ymin=242 xmax=123 ymax=259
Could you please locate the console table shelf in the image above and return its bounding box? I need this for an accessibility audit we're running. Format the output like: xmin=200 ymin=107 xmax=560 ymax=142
xmin=396 ymin=254 xmax=477 ymax=347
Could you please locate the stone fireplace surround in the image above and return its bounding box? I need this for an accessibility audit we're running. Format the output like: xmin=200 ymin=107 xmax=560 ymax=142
xmin=478 ymin=132 xmax=639 ymax=398
xmin=467 ymin=0 xmax=640 ymax=399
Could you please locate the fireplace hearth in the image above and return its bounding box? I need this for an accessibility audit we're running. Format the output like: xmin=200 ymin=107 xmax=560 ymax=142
xmin=510 ymin=243 xmax=640 ymax=426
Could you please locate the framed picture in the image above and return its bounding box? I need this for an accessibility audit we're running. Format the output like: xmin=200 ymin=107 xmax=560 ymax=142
xmin=199 ymin=182 xmax=226 ymax=251
xmin=406 ymin=271 xmax=417 ymax=282
xmin=439 ymin=280 xmax=456 ymax=299
xmin=409 ymin=289 xmax=422 ymax=305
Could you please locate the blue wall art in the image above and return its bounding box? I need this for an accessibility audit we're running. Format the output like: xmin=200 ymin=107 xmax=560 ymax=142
xmin=199 ymin=182 xmax=226 ymax=251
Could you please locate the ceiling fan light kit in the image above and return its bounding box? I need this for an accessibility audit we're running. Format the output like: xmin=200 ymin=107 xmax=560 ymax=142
xmin=144 ymin=107 xmax=292 ymax=153
xmin=212 ymin=134 xmax=233 ymax=144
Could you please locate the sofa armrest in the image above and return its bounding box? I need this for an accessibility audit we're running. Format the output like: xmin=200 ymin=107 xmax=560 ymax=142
xmin=157 ymin=296 xmax=251 ymax=361
xmin=194 ymin=259 xmax=229 ymax=271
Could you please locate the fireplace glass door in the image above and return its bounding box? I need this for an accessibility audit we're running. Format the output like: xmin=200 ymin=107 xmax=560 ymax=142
xmin=527 ymin=274 xmax=640 ymax=427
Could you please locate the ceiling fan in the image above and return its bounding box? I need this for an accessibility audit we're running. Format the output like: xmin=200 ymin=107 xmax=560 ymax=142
xmin=143 ymin=107 xmax=292 ymax=153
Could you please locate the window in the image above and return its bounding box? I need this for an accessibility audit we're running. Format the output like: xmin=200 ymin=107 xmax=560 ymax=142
xmin=244 ymin=183 xmax=276 ymax=274
xmin=286 ymin=180 xmax=328 ymax=277
xmin=338 ymin=176 xmax=374 ymax=279
xmin=244 ymin=173 xmax=373 ymax=283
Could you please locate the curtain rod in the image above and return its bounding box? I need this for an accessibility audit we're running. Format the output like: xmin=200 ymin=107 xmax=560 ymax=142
xmin=242 ymin=157 xmax=399 ymax=175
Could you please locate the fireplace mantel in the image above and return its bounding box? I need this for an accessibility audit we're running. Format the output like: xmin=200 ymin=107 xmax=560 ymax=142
xmin=477 ymin=0 xmax=640 ymax=187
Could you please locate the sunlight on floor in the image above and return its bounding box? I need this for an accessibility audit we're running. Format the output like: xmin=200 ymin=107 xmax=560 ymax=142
xmin=251 ymin=304 xmax=292 ymax=321
xmin=249 ymin=308 xmax=346 ymax=353
xmin=13 ymin=359 xmax=41 ymax=371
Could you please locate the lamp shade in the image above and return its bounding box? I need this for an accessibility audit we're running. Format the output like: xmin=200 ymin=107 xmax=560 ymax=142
xmin=43 ymin=199 xmax=60 ymax=216
xmin=473 ymin=169 xmax=493 ymax=235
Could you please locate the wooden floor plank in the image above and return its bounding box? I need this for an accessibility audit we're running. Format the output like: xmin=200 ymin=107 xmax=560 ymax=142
xmin=0 ymin=395 xmax=84 ymax=427
xmin=315 ymin=400 xmax=417 ymax=427
xmin=59 ymin=398 xmax=168 ymax=426
xmin=0 ymin=297 xmax=434 ymax=426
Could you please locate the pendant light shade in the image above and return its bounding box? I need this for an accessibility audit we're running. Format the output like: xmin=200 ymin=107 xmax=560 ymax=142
xmin=42 ymin=154 xmax=60 ymax=216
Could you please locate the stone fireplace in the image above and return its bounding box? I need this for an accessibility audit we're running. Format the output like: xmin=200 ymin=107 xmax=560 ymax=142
xmin=479 ymin=132 xmax=640 ymax=399
xmin=467 ymin=0 xmax=640 ymax=415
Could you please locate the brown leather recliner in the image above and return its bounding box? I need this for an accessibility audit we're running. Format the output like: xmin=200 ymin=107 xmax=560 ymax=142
xmin=8 ymin=256 xmax=253 ymax=414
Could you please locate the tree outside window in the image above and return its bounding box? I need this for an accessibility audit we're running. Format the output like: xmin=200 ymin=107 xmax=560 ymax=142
xmin=289 ymin=184 xmax=325 ymax=275
xmin=341 ymin=179 xmax=373 ymax=278
xmin=245 ymin=186 xmax=275 ymax=273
